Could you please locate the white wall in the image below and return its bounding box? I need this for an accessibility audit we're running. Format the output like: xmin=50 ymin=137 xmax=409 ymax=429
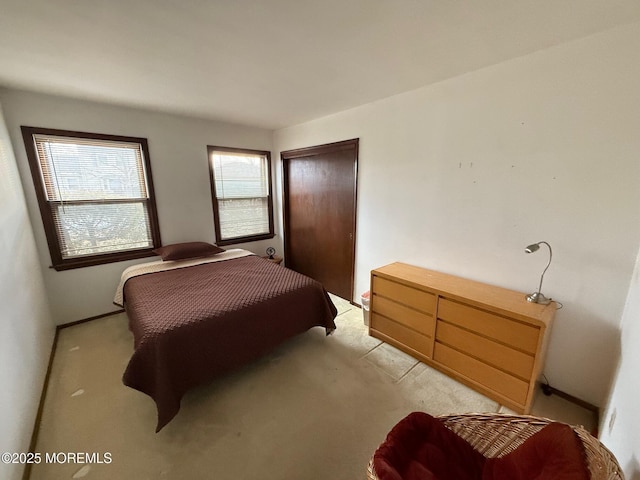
xmin=0 ymin=100 xmax=55 ymax=480
xmin=0 ymin=89 xmax=276 ymax=325
xmin=600 ymin=248 xmax=640 ymax=479
xmin=274 ymin=22 xmax=640 ymax=409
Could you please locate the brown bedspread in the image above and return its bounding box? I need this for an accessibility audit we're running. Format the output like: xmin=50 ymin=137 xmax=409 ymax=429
xmin=121 ymin=255 xmax=337 ymax=431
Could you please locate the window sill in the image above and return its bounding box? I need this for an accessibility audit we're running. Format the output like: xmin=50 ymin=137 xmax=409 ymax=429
xmin=51 ymin=248 xmax=158 ymax=271
xmin=216 ymin=232 xmax=275 ymax=247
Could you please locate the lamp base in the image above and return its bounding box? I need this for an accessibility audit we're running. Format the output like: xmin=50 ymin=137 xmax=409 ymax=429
xmin=526 ymin=292 xmax=552 ymax=305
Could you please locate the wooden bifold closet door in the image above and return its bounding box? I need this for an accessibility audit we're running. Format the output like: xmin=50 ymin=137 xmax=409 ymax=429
xmin=281 ymin=139 xmax=358 ymax=301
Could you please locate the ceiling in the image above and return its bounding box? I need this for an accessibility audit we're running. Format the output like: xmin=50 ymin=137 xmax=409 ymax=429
xmin=1 ymin=1 xmax=639 ymax=130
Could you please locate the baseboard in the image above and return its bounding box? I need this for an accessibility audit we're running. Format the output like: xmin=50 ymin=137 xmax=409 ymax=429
xmin=58 ymin=309 xmax=125 ymax=330
xmin=541 ymin=384 xmax=598 ymax=412
xmin=540 ymin=383 xmax=600 ymax=436
xmin=22 ymin=328 xmax=60 ymax=480
xmin=23 ymin=309 xmax=124 ymax=480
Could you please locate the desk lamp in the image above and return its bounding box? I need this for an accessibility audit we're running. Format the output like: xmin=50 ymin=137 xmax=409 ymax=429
xmin=524 ymin=241 xmax=552 ymax=304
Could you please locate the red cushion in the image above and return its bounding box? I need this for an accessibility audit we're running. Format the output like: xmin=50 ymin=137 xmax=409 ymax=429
xmin=483 ymin=422 xmax=590 ymax=480
xmin=373 ymin=413 xmax=590 ymax=480
xmin=373 ymin=412 xmax=486 ymax=480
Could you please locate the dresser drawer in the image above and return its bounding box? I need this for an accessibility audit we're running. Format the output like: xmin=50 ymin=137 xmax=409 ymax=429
xmin=372 ymin=276 xmax=435 ymax=315
xmin=437 ymin=298 xmax=539 ymax=354
xmin=436 ymin=321 xmax=534 ymax=380
xmin=371 ymin=313 xmax=433 ymax=358
xmin=372 ymin=295 xmax=434 ymax=336
xmin=433 ymin=343 xmax=529 ymax=405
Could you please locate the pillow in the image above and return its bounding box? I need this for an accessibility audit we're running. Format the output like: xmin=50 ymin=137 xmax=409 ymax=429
xmin=153 ymin=242 xmax=225 ymax=261
xmin=373 ymin=413 xmax=590 ymax=480
xmin=482 ymin=422 xmax=590 ymax=480
xmin=373 ymin=412 xmax=486 ymax=480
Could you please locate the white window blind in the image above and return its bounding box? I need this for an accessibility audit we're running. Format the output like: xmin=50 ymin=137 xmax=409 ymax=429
xmin=33 ymin=134 xmax=155 ymax=259
xmin=211 ymin=150 xmax=272 ymax=242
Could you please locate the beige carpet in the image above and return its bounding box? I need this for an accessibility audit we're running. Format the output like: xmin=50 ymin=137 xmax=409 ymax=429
xmin=31 ymin=296 xmax=519 ymax=479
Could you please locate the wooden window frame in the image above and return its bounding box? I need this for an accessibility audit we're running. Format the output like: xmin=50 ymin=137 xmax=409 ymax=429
xmin=21 ymin=126 xmax=162 ymax=271
xmin=207 ymin=145 xmax=275 ymax=246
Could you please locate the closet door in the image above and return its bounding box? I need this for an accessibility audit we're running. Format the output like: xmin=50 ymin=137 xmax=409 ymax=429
xmin=281 ymin=139 xmax=358 ymax=301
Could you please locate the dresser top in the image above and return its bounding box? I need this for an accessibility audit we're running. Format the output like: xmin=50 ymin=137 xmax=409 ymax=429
xmin=372 ymin=262 xmax=555 ymax=326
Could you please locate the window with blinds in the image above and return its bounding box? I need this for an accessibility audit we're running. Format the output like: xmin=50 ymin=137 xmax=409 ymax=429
xmin=207 ymin=146 xmax=274 ymax=245
xmin=21 ymin=127 xmax=161 ymax=270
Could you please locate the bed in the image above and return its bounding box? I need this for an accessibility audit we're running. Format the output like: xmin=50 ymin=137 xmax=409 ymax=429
xmin=113 ymin=246 xmax=338 ymax=431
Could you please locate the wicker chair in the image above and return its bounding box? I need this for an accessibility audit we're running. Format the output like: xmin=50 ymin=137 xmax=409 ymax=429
xmin=367 ymin=413 xmax=624 ymax=480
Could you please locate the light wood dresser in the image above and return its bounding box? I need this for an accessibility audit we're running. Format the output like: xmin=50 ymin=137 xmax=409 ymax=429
xmin=369 ymin=262 xmax=556 ymax=413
